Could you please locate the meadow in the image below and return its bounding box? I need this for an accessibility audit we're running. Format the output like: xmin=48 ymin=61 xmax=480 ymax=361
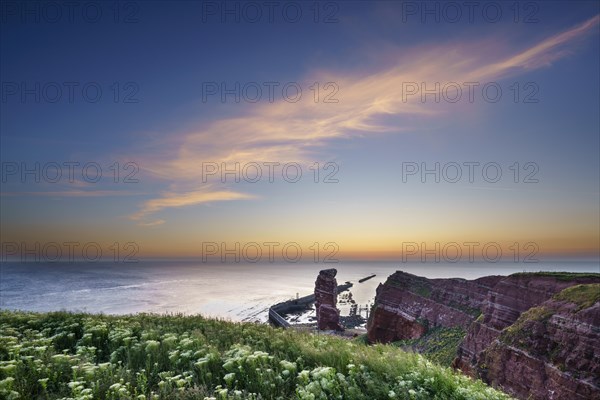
xmin=0 ymin=310 xmax=512 ymax=400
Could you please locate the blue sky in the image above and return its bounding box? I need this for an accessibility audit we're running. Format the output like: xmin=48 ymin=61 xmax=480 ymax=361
xmin=1 ymin=1 xmax=599 ymax=261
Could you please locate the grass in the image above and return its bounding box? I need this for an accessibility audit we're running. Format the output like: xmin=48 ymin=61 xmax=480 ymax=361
xmin=386 ymin=274 xmax=432 ymax=299
xmin=0 ymin=310 xmax=513 ymax=400
xmin=501 ymin=305 xmax=553 ymax=348
xmin=444 ymin=302 xmax=481 ymax=319
xmin=392 ymin=327 xmax=466 ymax=367
xmin=552 ymin=284 xmax=600 ymax=311
xmin=502 ymin=283 xmax=600 ymax=347
xmin=410 ymin=284 xmax=432 ymax=299
xmin=509 ymin=272 xmax=600 ymax=281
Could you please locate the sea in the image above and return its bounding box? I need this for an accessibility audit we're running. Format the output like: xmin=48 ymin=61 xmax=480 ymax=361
xmin=1 ymin=261 xmax=598 ymax=323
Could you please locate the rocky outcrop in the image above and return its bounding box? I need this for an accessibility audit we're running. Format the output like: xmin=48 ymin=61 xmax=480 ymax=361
xmin=455 ymin=273 xmax=600 ymax=376
xmin=315 ymin=269 xmax=343 ymax=331
xmin=367 ymin=270 xmax=600 ymax=400
xmin=367 ymin=271 xmax=501 ymax=343
xmin=477 ymin=285 xmax=600 ymax=400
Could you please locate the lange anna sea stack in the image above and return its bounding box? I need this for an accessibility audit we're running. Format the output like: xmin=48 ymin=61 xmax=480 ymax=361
xmin=315 ymin=268 xmax=343 ymax=331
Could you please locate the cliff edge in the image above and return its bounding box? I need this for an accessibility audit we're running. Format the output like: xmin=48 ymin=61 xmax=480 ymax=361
xmin=367 ymin=271 xmax=600 ymax=400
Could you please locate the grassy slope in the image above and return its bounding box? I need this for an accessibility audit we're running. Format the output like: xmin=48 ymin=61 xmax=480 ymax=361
xmin=393 ymin=327 xmax=466 ymax=367
xmin=509 ymin=272 xmax=600 ymax=281
xmin=0 ymin=310 xmax=512 ymax=400
xmin=553 ymin=284 xmax=600 ymax=310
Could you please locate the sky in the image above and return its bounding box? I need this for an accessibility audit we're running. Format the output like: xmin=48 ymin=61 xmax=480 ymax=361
xmin=1 ymin=0 xmax=599 ymax=262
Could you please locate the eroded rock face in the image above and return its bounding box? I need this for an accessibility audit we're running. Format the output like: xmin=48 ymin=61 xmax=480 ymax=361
xmin=315 ymin=269 xmax=343 ymax=331
xmin=367 ymin=305 xmax=426 ymax=342
xmin=455 ymin=274 xmax=600 ymax=375
xmin=367 ymin=270 xmax=600 ymax=400
xmin=367 ymin=271 xmax=600 ymax=400
xmin=478 ymin=296 xmax=600 ymax=400
xmin=366 ymin=271 xmax=500 ymax=343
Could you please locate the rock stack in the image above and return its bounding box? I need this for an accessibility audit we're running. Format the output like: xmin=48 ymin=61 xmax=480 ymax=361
xmin=315 ymin=269 xmax=343 ymax=331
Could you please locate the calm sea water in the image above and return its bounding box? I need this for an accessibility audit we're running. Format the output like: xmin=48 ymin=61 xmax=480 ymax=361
xmin=1 ymin=261 xmax=598 ymax=322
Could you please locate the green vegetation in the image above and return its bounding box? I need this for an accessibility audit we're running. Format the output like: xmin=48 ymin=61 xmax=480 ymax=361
xmin=498 ymin=284 xmax=599 ymax=375
xmin=552 ymin=284 xmax=600 ymax=311
xmin=387 ymin=275 xmax=431 ymax=299
xmin=0 ymin=310 xmax=513 ymax=400
xmin=410 ymin=284 xmax=432 ymax=299
xmin=445 ymin=302 xmax=481 ymax=319
xmin=501 ymin=284 xmax=600 ymax=348
xmin=350 ymin=335 xmax=368 ymax=346
xmin=510 ymin=272 xmax=600 ymax=281
xmin=501 ymin=306 xmax=553 ymax=347
xmin=393 ymin=327 xmax=466 ymax=367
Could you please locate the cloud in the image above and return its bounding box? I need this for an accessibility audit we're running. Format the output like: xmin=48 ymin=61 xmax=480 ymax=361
xmin=470 ymin=14 xmax=600 ymax=79
xmin=132 ymin=15 xmax=599 ymax=225
xmin=137 ymin=219 xmax=166 ymax=227
xmin=129 ymin=189 xmax=256 ymax=223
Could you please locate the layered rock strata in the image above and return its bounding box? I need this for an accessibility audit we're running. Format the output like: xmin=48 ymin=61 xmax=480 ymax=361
xmin=367 ymin=271 xmax=600 ymax=400
xmin=315 ymin=268 xmax=343 ymax=331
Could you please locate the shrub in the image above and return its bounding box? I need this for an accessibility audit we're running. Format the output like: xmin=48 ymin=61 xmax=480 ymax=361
xmin=0 ymin=310 xmax=513 ymax=399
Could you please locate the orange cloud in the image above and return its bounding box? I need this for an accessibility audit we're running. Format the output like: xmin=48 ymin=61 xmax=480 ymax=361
xmin=130 ymin=189 xmax=256 ymax=224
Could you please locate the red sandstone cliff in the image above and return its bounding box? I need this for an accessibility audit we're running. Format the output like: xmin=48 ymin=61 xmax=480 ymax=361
xmin=315 ymin=268 xmax=343 ymax=331
xmin=367 ymin=271 xmax=501 ymax=343
xmin=455 ymin=274 xmax=600 ymax=375
xmin=476 ymin=285 xmax=600 ymax=399
xmin=367 ymin=271 xmax=600 ymax=400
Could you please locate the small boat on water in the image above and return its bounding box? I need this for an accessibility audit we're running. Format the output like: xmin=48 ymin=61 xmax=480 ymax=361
xmin=358 ymin=274 xmax=376 ymax=283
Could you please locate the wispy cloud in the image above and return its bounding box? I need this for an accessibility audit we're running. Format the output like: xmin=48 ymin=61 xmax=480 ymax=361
xmin=470 ymin=14 xmax=600 ymax=79
xmin=129 ymin=189 xmax=256 ymax=223
xmin=132 ymin=15 xmax=599 ymax=226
